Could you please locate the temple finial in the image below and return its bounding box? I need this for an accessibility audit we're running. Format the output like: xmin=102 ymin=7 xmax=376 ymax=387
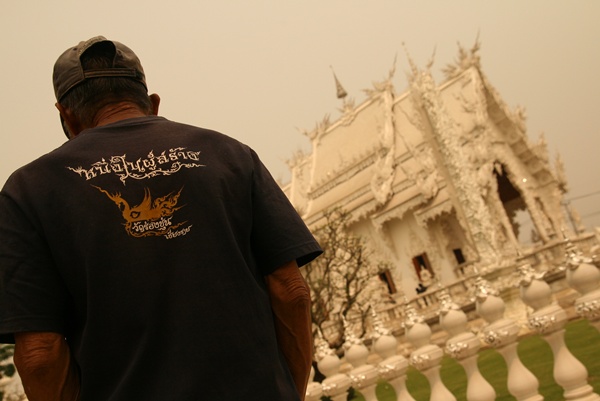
xmin=330 ymin=66 xmax=347 ymax=99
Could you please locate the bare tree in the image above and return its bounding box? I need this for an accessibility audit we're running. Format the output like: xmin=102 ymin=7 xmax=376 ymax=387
xmin=302 ymin=207 xmax=386 ymax=350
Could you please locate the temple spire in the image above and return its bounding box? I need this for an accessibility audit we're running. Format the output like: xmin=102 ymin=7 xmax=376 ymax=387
xmin=330 ymin=66 xmax=347 ymax=99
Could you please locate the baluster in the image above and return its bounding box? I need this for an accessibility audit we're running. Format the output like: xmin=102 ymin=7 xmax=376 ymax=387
xmin=564 ymin=241 xmax=600 ymax=332
xmin=475 ymin=276 xmax=543 ymax=401
xmin=314 ymin=332 xmax=352 ymax=401
xmin=518 ymin=263 xmax=600 ymax=401
xmin=371 ymin=307 xmax=416 ymax=401
xmin=343 ymin=317 xmax=379 ymax=401
xmin=305 ymin=366 xmax=323 ymax=401
xmin=439 ymin=289 xmax=495 ymax=401
xmin=404 ymin=303 xmax=457 ymax=401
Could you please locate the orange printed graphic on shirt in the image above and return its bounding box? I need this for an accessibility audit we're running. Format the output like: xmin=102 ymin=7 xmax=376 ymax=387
xmin=93 ymin=186 xmax=188 ymax=238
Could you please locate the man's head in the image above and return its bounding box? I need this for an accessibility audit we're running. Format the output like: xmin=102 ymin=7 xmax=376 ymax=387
xmin=53 ymin=36 xmax=159 ymax=138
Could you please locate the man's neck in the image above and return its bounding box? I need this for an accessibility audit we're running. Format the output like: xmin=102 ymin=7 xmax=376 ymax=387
xmin=93 ymin=102 xmax=149 ymax=128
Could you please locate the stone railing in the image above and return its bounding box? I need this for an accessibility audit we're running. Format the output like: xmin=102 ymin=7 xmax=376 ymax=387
xmin=307 ymin=242 xmax=600 ymax=401
xmin=367 ymin=234 xmax=600 ymax=336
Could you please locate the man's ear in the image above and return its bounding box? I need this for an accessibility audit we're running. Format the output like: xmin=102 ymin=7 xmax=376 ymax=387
xmin=149 ymin=93 xmax=160 ymax=116
xmin=55 ymin=103 xmax=83 ymax=139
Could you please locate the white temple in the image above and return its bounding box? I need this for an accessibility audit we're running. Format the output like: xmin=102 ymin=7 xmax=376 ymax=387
xmin=282 ymin=43 xmax=597 ymax=309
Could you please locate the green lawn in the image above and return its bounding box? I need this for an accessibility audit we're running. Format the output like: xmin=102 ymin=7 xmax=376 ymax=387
xmin=346 ymin=319 xmax=600 ymax=401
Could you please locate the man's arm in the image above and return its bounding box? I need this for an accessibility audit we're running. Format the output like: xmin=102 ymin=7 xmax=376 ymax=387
xmin=265 ymin=260 xmax=313 ymax=400
xmin=14 ymin=332 xmax=80 ymax=401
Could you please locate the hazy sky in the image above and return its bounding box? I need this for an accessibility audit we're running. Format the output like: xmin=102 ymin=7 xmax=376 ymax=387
xmin=2 ymin=1 xmax=599 ymax=228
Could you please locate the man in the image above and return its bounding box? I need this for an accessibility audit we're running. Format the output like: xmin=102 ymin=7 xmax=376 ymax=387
xmin=0 ymin=36 xmax=322 ymax=401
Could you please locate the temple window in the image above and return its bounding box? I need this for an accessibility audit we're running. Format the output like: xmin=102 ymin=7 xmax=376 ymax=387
xmin=453 ymin=248 xmax=466 ymax=265
xmin=412 ymin=253 xmax=434 ymax=283
xmin=378 ymin=270 xmax=397 ymax=294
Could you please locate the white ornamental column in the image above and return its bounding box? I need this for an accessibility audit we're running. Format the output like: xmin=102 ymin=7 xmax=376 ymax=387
xmin=439 ymin=290 xmax=496 ymax=401
xmin=314 ymin=333 xmax=352 ymax=401
xmin=474 ymin=276 xmax=543 ymax=401
xmin=564 ymin=242 xmax=600 ymax=332
xmin=404 ymin=303 xmax=457 ymax=401
xmin=305 ymin=366 xmax=323 ymax=401
xmin=343 ymin=318 xmax=380 ymax=401
xmin=518 ymin=264 xmax=600 ymax=401
xmin=371 ymin=308 xmax=416 ymax=401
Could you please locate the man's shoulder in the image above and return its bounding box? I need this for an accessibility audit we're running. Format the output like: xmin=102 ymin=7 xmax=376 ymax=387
xmin=165 ymin=119 xmax=248 ymax=146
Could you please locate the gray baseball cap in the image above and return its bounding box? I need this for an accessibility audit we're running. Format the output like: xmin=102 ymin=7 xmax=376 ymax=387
xmin=53 ymin=36 xmax=147 ymax=101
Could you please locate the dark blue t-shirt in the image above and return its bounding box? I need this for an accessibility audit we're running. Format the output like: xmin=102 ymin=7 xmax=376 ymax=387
xmin=0 ymin=116 xmax=321 ymax=401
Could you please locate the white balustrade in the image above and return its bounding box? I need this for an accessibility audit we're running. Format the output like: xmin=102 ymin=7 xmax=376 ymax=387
xmin=299 ymin=262 xmax=600 ymax=401
xmin=314 ymin=333 xmax=352 ymax=401
xmin=439 ymin=289 xmax=496 ymax=401
xmin=371 ymin=307 xmax=415 ymax=401
xmin=305 ymin=366 xmax=323 ymax=401
xmin=475 ymin=276 xmax=544 ymax=401
xmin=343 ymin=318 xmax=380 ymax=401
xmin=518 ymin=263 xmax=600 ymax=401
xmin=564 ymin=242 xmax=600 ymax=332
xmin=404 ymin=303 xmax=457 ymax=401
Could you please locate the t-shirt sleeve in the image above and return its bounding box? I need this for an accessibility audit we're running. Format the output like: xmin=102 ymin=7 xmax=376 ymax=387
xmin=0 ymin=192 xmax=69 ymax=344
xmin=248 ymin=150 xmax=322 ymax=275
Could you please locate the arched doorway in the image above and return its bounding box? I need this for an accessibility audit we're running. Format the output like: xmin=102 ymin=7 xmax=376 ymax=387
xmin=494 ymin=165 xmax=537 ymax=245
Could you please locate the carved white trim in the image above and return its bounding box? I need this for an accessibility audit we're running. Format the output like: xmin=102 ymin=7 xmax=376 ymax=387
xmin=415 ymin=198 xmax=454 ymax=226
xmin=370 ymin=80 xmax=397 ymax=205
